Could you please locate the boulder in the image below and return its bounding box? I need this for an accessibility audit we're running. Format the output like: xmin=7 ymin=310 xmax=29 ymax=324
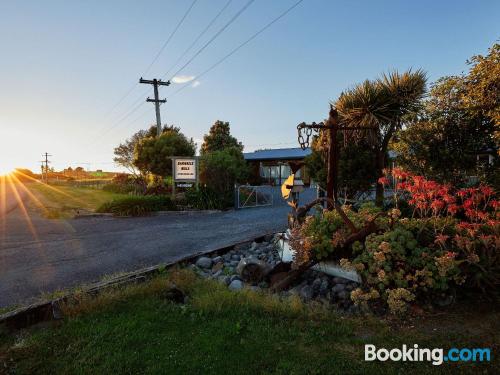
xmin=228 ymin=279 xmax=243 ymax=291
xmin=332 ymin=284 xmax=346 ymax=294
xmin=196 ymin=257 xmax=213 ymax=269
xmin=236 ymin=257 xmax=272 ymax=283
xmin=299 ymin=285 xmax=314 ymax=301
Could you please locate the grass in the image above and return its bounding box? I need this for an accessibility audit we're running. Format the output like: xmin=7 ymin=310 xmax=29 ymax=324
xmin=27 ymin=182 xmax=130 ymax=219
xmin=0 ymin=269 xmax=497 ymax=375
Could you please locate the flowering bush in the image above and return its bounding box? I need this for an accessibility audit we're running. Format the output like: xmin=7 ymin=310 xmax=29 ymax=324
xmin=380 ymin=169 xmax=499 ymax=293
xmin=291 ymin=169 xmax=498 ymax=314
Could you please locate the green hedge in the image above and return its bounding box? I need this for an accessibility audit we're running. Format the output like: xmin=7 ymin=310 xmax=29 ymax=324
xmin=96 ymin=196 xmax=176 ymax=216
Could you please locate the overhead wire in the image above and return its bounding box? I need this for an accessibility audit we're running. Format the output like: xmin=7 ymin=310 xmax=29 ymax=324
xmin=169 ymin=0 xmax=305 ymax=98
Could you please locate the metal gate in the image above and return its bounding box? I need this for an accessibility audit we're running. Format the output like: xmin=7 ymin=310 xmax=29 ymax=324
xmin=236 ymin=185 xmax=274 ymax=209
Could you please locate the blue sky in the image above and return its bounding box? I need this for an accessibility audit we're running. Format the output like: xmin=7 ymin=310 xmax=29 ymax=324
xmin=0 ymin=0 xmax=498 ymax=172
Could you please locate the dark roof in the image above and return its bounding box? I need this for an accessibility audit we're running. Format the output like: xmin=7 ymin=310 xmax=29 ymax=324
xmin=243 ymin=147 xmax=311 ymax=161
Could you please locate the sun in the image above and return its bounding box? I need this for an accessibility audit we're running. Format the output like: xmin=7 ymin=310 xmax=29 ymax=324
xmin=0 ymin=164 xmax=14 ymax=176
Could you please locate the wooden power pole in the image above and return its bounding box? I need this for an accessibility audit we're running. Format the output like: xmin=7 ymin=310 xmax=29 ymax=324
xmin=40 ymin=152 xmax=51 ymax=182
xmin=139 ymin=78 xmax=170 ymax=136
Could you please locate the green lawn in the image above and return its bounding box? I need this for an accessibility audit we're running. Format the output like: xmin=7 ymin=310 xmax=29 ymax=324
xmin=27 ymin=182 xmax=129 ymax=219
xmin=1 ymin=270 xmax=497 ymax=374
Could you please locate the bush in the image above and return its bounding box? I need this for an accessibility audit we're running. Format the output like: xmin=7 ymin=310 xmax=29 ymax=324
xmin=200 ymin=147 xmax=248 ymax=209
xmin=184 ymin=186 xmax=225 ymax=210
xmin=290 ymin=171 xmax=498 ymax=314
xmin=96 ymin=196 xmax=176 ymax=216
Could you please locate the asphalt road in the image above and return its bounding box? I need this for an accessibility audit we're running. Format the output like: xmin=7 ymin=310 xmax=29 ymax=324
xmin=0 ymin=205 xmax=290 ymax=308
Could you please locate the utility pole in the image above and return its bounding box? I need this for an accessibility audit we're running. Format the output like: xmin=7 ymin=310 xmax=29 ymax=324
xmin=139 ymin=78 xmax=170 ymax=136
xmin=40 ymin=152 xmax=51 ymax=183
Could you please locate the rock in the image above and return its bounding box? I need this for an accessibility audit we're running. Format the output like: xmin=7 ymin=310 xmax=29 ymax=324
xmin=231 ymin=254 xmax=241 ymax=261
xmin=345 ymin=284 xmax=356 ymax=292
xmin=196 ymin=257 xmax=213 ymax=269
xmin=228 ymin=279 xmax=243 ymax=291
xmin=212 ymin=270 xmax=222 ymax=278
xmin=236 ymin=257 xmax=272 ymax=283
xmin=299 ymin=285 xmax=314 ymax=301
xmin=164 ymin=285 xmax=186 ymax=303
xmin=333 ymin=277 xmax=349 ymax=284
xmin=229 ymin=275 xmax=241 ymax=283
xmin=312 ymin=278 xmax=322 ymax=293
xmin=212 ymin=262 xmax=224 ymax=273
xmin=337 ymin=290 xmax=349 ymax=300
xmin=250 ymin=241 xmax=259 ymax=252
xmin=332 ymin=284 xmax=346 ymax=294
xmin=223 ymin=254 xmax=231 ymax=262
xmin=264 ymin=234 xmax=274 ymax=242
xmin=319 ymin=279 xmax=329 ymax=296
xmin=230 ymin=260 xmax=239 ymax=267
xmin=212 ymin=256 xmax=222 ymax=264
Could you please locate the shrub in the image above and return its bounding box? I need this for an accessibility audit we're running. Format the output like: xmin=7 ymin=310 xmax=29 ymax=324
xmin=102 ymin=183 xmax=138 ymax=194
xmin=96 ymin=196 xmax=176 ymax=216
xmin=291 ymin=170 xmax=498 ymax=314
xmin=200 ymin=147 xmax=248 ymax=209
xmin=184 ymin=186 xmax=224 ymax=210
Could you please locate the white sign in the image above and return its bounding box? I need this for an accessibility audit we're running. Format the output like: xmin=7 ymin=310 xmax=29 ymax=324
xmin=174 ymin=158 xmax=197 ymax=181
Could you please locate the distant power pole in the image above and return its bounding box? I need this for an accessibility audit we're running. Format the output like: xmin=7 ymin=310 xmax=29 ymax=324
xmin=40 ymin=152 xmax=51 ymax=182
xmin=139 ymin=78 xmax=170 ymax=136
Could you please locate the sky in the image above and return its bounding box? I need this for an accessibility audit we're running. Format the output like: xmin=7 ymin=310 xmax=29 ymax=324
xmin=0 ymin=0 xmax=499 ymax=174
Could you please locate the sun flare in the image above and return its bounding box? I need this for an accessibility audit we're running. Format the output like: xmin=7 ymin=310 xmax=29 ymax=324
xmin=0 ymin=165 xmax=14 ymax=176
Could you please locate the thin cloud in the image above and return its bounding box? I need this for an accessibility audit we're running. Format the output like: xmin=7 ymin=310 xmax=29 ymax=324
xmin=171 ymin=75 xmax=195 ymax=84
xmin=191 ymin=80 xmax=201 ymax=88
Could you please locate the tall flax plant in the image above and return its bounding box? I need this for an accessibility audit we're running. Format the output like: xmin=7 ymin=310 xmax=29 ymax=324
xmin=336 ymin=69 xmax=427 ymax=206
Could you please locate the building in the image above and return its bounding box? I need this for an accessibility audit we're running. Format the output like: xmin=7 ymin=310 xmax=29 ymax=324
xmin=243 ymin=147 xmax=312 ymax=186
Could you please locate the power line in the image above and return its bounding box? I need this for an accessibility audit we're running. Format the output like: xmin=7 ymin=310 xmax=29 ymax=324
xmin=143 ymin=0 xmax=199 ymax=76
xmin=101 ymin=0 xmax=198 ymax=120
xmin=163 ymin=0 xmax=234 ymax=79
xmin=168 ymin=0 xmax=255 ymax=81
xmin=169 ymin=0 xmax=305 ymax=98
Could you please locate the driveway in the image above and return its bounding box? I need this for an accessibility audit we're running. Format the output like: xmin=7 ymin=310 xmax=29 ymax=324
xmin=0 ymin=204 xmax=290 ymax=308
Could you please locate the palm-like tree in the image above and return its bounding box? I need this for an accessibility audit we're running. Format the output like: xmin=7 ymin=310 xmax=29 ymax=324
xmin=335 ymin=69 xmax=427 ymax=206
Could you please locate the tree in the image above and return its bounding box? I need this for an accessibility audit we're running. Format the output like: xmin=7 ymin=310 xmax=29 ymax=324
xmin=200 ymin=147 xmax=248 ymax=207
xmin=114 ymin=125 xmax=182 ymax=176
xmin=133 ymin=128 xmax=196 ymax=177
xmin=114 ymin=129 xmax=149 ymax=176
xmin=462 ymin=43 xmax=500 ymax=150
xmin=336 ymin=70 xmax=427 ymax=206
xmin=200 ymin=120 xmax=243 ymax=155
xmin=392 ymin=43 xmax=499 ymax=184
xmin=305 ymin=131 xmax=377 ymax=198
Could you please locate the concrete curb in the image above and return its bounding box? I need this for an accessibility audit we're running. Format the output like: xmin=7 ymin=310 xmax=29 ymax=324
xmin=73 ymin=210 xmax=222 ymax=219
xmin=0 ymin=231 xmax=275 ymax=330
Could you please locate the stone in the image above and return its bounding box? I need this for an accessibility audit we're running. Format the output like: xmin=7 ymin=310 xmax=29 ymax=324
xmin=231 ymin=254 xmax=241 ymax=261
xmin=258 ymin=281 xmax=269 ymax=289
xmin=250 ymin=241 xmax=259 ymax=252
xmin=312 ymin=278 xmax=322 ymax=293
xmin=236 ymin=257 xmax=272 ymax=283
xmin=332 ymin=284 xmax=346 ymax=293
xmin=228 ymin=279 xmax=243 ymax=291
xmin=223 ymin=254 xmax=231 ymax=262
xmin=164 ymin=285 xmax=186 ymax=303
xmin=212 ymin=256 xmax=222 ymax=264
xmin=212 ymin=262 xmax=224 ymax=273
xmin=319 ymin=279 xmax=329 ymax=296
xmin=345 ymin=284 xmax=355 ymax=292
xmin=212 ymin=270 xmax=222 ymax=278
xmin=229 ymin=275 xmax=241 ymax=283
xmin=337 ymin=290 xmax=349 ymax=300
xmin=196 ymin=257 xmax=213 ymax=269
xmin=299 ymin=285 xmax=314 ymax=301
xmin=230 ymin=260 xmax=239 ymax=267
